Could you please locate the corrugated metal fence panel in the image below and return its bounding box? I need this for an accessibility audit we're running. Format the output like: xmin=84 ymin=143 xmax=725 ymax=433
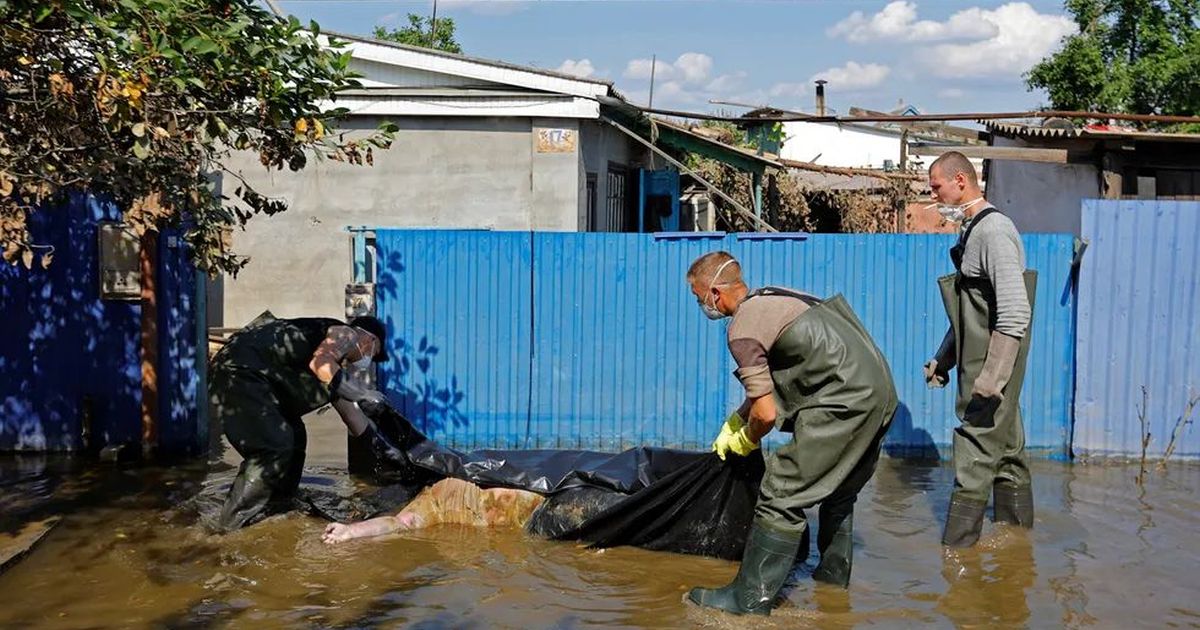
xmin=0 ymin=194 xmax=142 ymax=451
xmin=374 ymin=230 xmax=533 ymax=450
xmin=375 ymin=229 xmax=1075 ymax=455
xmin=1075 ymin=200 xmax=1200 ymax=458
xmin=529 ymin=232 xmax=731 ymax=450
xmin=156 ymin=229 xmax=204 ymax=455
xmin=1020 ymin=234 xmax=1078 ymax=458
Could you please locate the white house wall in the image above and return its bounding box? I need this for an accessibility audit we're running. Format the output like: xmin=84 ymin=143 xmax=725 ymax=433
xmin=213 ymin=116 xmax=582 ymax=325
xmin=781 ymin=121 xmax=904 ymax=169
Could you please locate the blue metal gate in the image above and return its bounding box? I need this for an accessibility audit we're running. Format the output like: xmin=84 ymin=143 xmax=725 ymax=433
xmin=0 ymin=194 xmax=205 ymax=454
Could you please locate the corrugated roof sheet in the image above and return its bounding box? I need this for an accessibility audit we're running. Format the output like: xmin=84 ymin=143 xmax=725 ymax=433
xmin=983 ymin=120 xmax=1200 ymax=143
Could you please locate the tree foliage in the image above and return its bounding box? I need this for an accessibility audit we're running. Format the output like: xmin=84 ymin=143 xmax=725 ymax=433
xmin=1027 ymin=0 xmax=1200 ymax=117
xmin=0 ymin=0 xmax=396 ymax=273
xmin=372 ymin=14 xmax=462 ymax=54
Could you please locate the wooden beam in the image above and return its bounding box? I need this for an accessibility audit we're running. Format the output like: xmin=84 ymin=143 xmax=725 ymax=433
xmin=140 ymin=231 xmax=158 ymax=459
xmin=909 ymin=145 xmax=1072 ymax=163
xmin=779 ymin=158 xmax=924 ymax=180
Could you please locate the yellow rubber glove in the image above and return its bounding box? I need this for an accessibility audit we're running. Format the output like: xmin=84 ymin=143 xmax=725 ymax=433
xmin=712 ymin=412 xmax=760 ymax=460
xmin=711 ymin=412 xmax=744 ymax=454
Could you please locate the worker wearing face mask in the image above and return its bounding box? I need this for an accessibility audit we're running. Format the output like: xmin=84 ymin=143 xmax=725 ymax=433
xmin=925 ymin=151 xmax=1036 ymax=548
xmin=209 ymin=313 xmax=407 ymax=532
xmin=684 ymin=252 xmax=897 ymax=616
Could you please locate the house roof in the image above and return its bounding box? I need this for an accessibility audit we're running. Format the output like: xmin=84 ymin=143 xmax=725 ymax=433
xmin=326 ymin=30 xmax=613 ymax=97
xmin=649 ymin=117 xmax=784 ymax=172
xmin=315 ymin=31 xmax=616 ymax=118
xmin=983 ymin=120 xmax=1200 ymax=144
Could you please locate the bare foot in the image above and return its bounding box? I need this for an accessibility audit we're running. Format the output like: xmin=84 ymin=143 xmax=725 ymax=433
xmin=322 ymin=522 xmax=357 ymax=545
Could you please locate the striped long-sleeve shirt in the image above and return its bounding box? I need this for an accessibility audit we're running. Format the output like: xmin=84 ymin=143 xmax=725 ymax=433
xmin=959 ymin=207 xmax=1031 ymax=337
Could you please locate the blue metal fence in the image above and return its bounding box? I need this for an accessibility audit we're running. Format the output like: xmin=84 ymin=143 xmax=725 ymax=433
xmin=375 ymin=229 xmax=1077 ymax=457
xmin=374 ymin=230 xmax=533 ymax=449
xmin=1074 ymin=200 xmax=1200 ymax=459
xmin=0 ymin=194 xmax=204 ymax=454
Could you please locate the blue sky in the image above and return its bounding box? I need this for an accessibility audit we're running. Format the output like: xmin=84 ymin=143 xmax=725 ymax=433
xmin=277 ymin=0 xmax=1077 ymax=115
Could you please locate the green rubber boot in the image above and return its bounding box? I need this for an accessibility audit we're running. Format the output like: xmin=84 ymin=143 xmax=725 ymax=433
xmin=812 ymin=503 xmax=854 ymax=588
xmin=942 ymin=493 xmax=988 ymax=548
xmin=686 ymin=519 xmax=804 ymax=616
xmin=993 ymin=481 xmax=1034 ymax=528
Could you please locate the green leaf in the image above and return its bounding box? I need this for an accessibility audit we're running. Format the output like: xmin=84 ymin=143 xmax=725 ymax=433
xmin=182 ymin=36 xmax=204 ymax=52
xmin=183 ymin=36 xmax=219 ymax=55
xmin=132 ymin=137 xmax=151 ymax=159
xmin=193 ymin=39 xmax=220 ymax=55
xmin=132 ymin=122 xmax=146 ymax=137
xmin=187 ymin=77 xmax=206 ymax=89
xmin=35 ymin=5 xmax=54 ymax=22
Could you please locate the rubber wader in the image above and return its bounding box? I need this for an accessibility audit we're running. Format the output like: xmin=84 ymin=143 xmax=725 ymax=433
xmin=688 ymin=291 xmax=898 ymax=614
xmin=210 ymin=313 xmax=340 ymax=531
xmin=938 ymin=208 xmax=1037 ymax=547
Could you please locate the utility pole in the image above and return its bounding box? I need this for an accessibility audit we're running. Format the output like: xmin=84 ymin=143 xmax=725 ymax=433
xmin=430 ymin=0 xmax=438 ymax=48
xmin=648 ymin=53 xmax=657 ymax=109
xmin=263 ymin=0 xmax=284 ymax=18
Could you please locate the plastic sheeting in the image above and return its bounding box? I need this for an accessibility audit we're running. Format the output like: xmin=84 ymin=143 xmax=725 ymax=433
xmin=316 ymin=402 xmax=765 ymax=560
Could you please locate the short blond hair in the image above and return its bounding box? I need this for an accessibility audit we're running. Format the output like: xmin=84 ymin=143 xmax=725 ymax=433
xmin=686 ymin=251 xmax=742 ymax=286
xmin=930 ymin=151 xmax=978 ymax=186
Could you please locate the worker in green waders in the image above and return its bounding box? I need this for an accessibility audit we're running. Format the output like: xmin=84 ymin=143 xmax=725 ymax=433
xmin=924 ymin=150 xmax=1036 ymax=547
xmin=684 ymin=252 xmax=898 ymax=616
xmin=209 ymin=313 xmax=408 ymax=532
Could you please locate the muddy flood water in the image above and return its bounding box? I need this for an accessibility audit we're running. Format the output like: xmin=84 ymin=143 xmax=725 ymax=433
xmin=2 ymin=417 xmax=1199 ymax=629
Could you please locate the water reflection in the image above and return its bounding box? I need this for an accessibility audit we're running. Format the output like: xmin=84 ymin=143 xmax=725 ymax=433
xmin=937 ymin=527 xmax=1036 ymax=628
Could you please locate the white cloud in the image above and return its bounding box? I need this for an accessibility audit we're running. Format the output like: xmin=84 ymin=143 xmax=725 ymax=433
xmin=938 ymin=88 xmax=966 ymax=99
xmin=624 ymin=52 xmax=711 ymax=84
xmin=768 ymin=82 xmax=808 ymax=99
xmin=557 ymin=59 xmax=595 ymax=78
xmin=624 ymin=58 xmax=675 ymax=81
xmin=923 ymin=3 xmax=1075 ymax=77
xmin=810 ymin=62 xmax=891 ymax=91
xmin=673 ymin=52 xmax=713 ymax=84
xmin=828 ymin=2 xmax=1075 ymax=80
xmin=439 ymin=0 xmax=528 ymax=16
xmin=705 ymin=71 xmax=747 ymax=93
xmin=654 ymin=81 xmax=690 ymax=102
xmin=829 ymin=1 xmax=998 ymax=43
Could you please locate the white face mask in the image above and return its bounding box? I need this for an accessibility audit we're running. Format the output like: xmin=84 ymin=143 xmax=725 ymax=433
xmin=699 ymin=259 xmax=736 ymax=321
xmin=935 ymin=197 xmax=984 ymax=223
